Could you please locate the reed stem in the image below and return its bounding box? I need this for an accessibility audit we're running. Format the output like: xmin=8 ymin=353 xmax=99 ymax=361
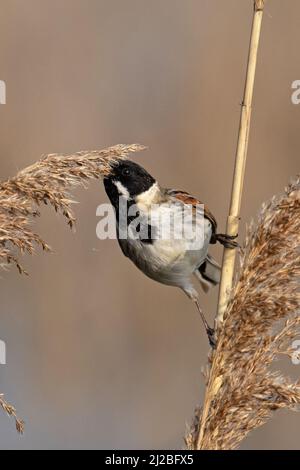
xmin=196 ymin=0 xmax=265 ymax=449
xmin=217 ymin=0 xmax=265 ymax=326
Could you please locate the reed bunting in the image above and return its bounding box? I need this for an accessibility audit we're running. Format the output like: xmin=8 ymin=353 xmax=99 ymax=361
xmin=103 ymin=160 xmax=237 ymax=346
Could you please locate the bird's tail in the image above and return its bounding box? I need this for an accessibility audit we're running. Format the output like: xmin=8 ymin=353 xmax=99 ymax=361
xmin=195 ymin=254 xmax=221 ymax=293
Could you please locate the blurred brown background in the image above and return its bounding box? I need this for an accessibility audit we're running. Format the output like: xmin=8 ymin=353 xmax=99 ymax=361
xmin=0 ymin=0 xmax=299 ymax=450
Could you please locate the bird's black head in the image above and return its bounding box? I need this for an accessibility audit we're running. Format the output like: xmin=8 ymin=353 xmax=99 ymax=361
xmin=104 ymin=160 xmax=156 ymax=207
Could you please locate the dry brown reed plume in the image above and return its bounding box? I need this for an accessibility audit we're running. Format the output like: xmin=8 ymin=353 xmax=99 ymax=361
xmin=0 ymin=144 xmax=145 ymax=274
xmin=186 ymin=177 xmax=300 ymax=450
xmin=0 ymin=395 xmax=24 ymax=434
xmin=0 ymin=143 xmax=146 ymax=432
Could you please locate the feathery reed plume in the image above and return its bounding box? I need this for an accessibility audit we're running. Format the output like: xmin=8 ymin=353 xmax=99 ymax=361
xmin=0 ymin=394 xmax=24 ymax=434
xmin=186 ymin=177 xmax=300 ymax=450
xmin=0 ymin=143 xmax=146 ymax=432
xmin=0 ymin=144 xmax=146 ymax=273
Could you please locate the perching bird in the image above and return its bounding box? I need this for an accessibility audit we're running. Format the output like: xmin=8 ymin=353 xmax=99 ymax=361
xmin=103 ymin=160 xmax=237 ymax=346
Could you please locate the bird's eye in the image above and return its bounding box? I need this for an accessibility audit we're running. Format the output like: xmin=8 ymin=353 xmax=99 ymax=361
xmin=122 ymin=168 xmax=131 ymax=177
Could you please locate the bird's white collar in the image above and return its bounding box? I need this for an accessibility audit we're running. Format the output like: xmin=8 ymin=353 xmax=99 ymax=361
xmin=136 ymin=182 xmax=160 ymax=207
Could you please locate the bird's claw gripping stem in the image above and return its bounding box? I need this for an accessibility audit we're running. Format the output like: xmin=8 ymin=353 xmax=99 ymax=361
xmin=207 ymin=327 xmax=217 ymax=349
xmin=214 ymin=233 xmax=239 ymax=249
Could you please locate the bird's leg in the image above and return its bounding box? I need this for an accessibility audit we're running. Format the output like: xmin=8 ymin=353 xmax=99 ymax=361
xmin=212 ymin=233 xmax=239 ymax=249
xmin=194 ymin=300 xmax=216 ymax=349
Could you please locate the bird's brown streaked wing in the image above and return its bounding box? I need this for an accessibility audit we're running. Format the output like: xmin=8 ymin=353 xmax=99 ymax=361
xmin=166 ymin=189 xmax=217 ymax=233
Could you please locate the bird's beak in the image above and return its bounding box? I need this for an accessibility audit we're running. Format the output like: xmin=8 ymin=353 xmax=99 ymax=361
xmin=96 ymin=143 xmax=147 ymax=178
xmin=100 ymin=144 xmax=147 ymax=178
xmin=101 ymin=160 xmax=116 ymax=179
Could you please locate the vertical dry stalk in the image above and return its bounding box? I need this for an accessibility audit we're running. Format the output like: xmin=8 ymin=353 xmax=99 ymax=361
xmin=217 ymin=0 xmax=265 ymax=325
xmin=194 ymin=0 xmax=265 ymax=449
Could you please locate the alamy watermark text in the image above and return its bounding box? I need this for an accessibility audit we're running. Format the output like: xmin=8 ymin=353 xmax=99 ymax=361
xmin=291 ymin=80 xmax=300 ymax=105
xmin=0 ymin=340 xmax=6 ymax=365
xmin=0 ymin=80 xmax=6 ymax=104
